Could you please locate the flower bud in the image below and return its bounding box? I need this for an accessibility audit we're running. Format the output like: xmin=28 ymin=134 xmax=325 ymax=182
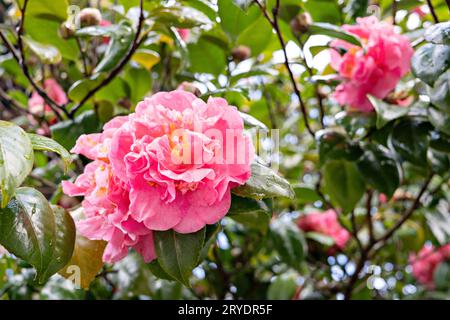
xmin=290 ymin=12 xmax=313 ymax=34
xmin=177 ymin=82 xmax=201 ymax=97
xmin=59 ymin=22 xmax=76 ymax=39
xmin=79 ymin=8 xmax=102 ymax=27
xmin=231 ymin=45 xmax=251 ymax=62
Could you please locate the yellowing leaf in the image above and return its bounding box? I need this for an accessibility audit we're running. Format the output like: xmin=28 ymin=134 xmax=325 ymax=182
xmin=59 ymin=208 xmax=106 ymax=289
xmin=132 ymin=49 xmax=161 ymax=70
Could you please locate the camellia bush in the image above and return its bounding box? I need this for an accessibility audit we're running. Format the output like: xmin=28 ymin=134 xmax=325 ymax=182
xmin=0 ymin=0 xmax=449 ymax=300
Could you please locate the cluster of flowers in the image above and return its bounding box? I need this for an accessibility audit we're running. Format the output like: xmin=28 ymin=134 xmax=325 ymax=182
xmin=63 ymin=91 xmax=254 ymax=263
xmin=298 ymin=209 xmax=350 ymax=251
xmin=330 ymin=16 xmax=413 ymax=112
xmin=410 ymin=244 xmax=450 ymax=289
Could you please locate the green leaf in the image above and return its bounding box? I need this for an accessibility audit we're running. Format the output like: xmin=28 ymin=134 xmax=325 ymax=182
xmin=304 ymin=0 xmax=342 ymax=24
xmin=267 ymin=274 xmax=297 ymax=300
xmin=237 ymin=17 xmax=273 ymax=56
xmin=411 ymin=43 xmax=450 ymax=86
xmin=68 ymin=74 xmax=106 ymax=103
xmin=150 ymin=6 xmax=211 ymax=28
xmin=323 ymin=160 xmax=365 ymax=213
xmin=308 ymin=23 xmax=361 ymax=46
xmin=124 ymin=67 xmax=153 ymax=104
xmin=434 ymin=262 xmax=450 ymax=291
xmin=428 ymin=107 xmax=450 ymax=136
xmin=369 ymin=95 xmax=410 ymax=129
xmin=239 ymin=111 xmax=268 ymax=130
xmin=232 ymin=162 xmax=295 ymax=200
xmin=356 ymin=144 xmax=401 ymax=198
xmin=0 ymin=121 xmax=34 ymax=208
xmin=232 ymin=0 xmax=253 ymax=10
xmin=28 ymin=134 xmax=72 ymax=173
xmin=153 ymin=228 xmax=206 ymax=287
xmin=50 ymin=111 xmax=101 ymax=151
xmin=188 ymin=38 xmax=226 ymax=75
xmin=428 ymin=71 xmax=450 ymax=113
xmin=0 ymin=188 xmax=75 ymax=283
xmin=305 ymin=231 xmax=335 ymax=247
xmin=427 ymin=149 xmax=449 ymax=175
xmin=316 ymin=129 xmax=362 ymax=165
xmin=227 ymin=195 xmax=271 ymax=232
xmin=148 ymin=260 xmax=176 ymax=281
xmin=424 ymin=21 xmax=450 ymax=45
xmin=218 ymin=0 xmax=260 ymax=39
xmin=18 ymin=0 xmax=68 ymax=21
xmin=293 ymin=185 xmax=322 ymax=204
xmin=59 ymin=208 xmax=106 ymax=289
xmin=344 ymin=0 xmax=369 ymax=21
xmin=270 ymin=219 xmax=307 ymax=270
xmin=389 ymin=119 xmax=429 ymax=166
xmin=75 ymin=25 xmax=121 ymax=38
xmin=94 ymin=23 xmax=135 ymax=74
xmin=23 ymin=36 xmax=61 ymax=64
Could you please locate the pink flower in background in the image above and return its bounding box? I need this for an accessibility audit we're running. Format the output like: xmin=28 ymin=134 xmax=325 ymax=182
xmin=410 ymin=244 xmax=450 ymax=289
xmin=100 ymin=19 xmax=112 ymax=44
xmin=28 ymin=79 xmax=68 ymax=122
xmin=63 ymin=91 xmax=254 ymax=263
xmin=177 ymin=28 xmax=190 ymax=41
xmin=330 ymin=16 xmax=413 ymax=112
xmin=298 ymin=209 xmax=350 ymax=250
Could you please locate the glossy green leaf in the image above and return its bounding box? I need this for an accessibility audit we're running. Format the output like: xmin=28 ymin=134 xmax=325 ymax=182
xmin=411 ymin=43 xmax=450 ymax=86
xmin=23 ymin=36 xmax=61 ymax=64
xmin=0 ymin=121 xmax=34 ymax=208
xmin=428 ymin=71 xmax=450 ymax=113
xmin=267 ymin=274 xmax=297 ymax=300
xmin=239 ymin=111 xmax=268 ymax=130
xmin=94 ymin=23 xmax=135 ymax=74
xmin=154 ymin=228 xmax=206 ymax=287
xmin=50 ymin=111 xmax=101 ymax=151
xmin=323 ymin=160 xmax=365 ymax=213
xmin=150 ymin=6 xmax=211 ymax=28
xmin=237 ymin=17 xmax=273 ymax=56
xmin=293 ymin=185 xmax=322 ymax=204
xmin=316 ymin=129 xmax=362 ymax=165
xmin=369 ymin=95 xmax=410 ymax=129
xmin=434 ymin=262 xmax=450 ymax=291
xmin=28 ymin=134 xmax=72 ymax=173
xmin=308 ymin=23 xmax=361 ymax=46
xmin=424 ymin=21 xmax=450 ymax=45
xmin=270 ymin=219 xmax=307 ymax=270
xmin=356 ymin=144 xmax=401 ymax=198
xmin=232 ymin=162 xmax=295 ymax=200
xmin=188 ymin=38 xmax=226 ymax=75
xmin=305 ymin=231 xmax=335 ymax=247
xmin=427 ymin=149 xmax=449 ymax=175
xmin=0 ymin=188 xmax=75 ymax=283
xmin=227 ymin=195 xmax=271 ymax=232
xmin=390 ymin=119 xmax=429 ymax=166
xmin=304 ymin=0 xmax=342 ymax=24
xmin=428 ymin=107 xmax=450 ymax=136
xmin=218 ymin=0 xmax=260 ymax=39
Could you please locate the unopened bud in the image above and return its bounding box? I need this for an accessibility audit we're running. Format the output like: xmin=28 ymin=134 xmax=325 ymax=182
xmin=231 ymin=45 xmax=251 ymax=62
xmin=290 ymin=12 xmax=313 ymax=34
xmin=59 ymin=22 xmax=76 ymax=39
xmin=79 ymin=8 xmax=102 ymax=27
xmin=177 ymin=82 xmax=201 ymax=97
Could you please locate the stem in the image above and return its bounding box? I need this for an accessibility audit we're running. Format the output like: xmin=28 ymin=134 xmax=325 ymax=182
xmin=366 ymin=190 xmax=374 ymax=243
xmin=254 ymin=0 xmax=315 ymax=137
xmin=76 ymin=37 xmax=90 ymax=76
xmin=392 ymin=0 xmax=398 ymax=25
xmin=69 ymin=0 xmax=145 ymax=117
xmin=426 ymin=0 xmax=440 ymax=23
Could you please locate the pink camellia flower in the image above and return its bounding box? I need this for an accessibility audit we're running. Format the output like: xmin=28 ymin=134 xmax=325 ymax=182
xmin=298 ymin=209 xmax=350 ymax=250
xmin=28 ymin=79 xmax=68 ymax=122
xmin=100 ymin=19 xmax=112 ymax=44
xmin=410 ymin=244 xmax=450 ymax=289
xmin=63 ymin=91 xmax=254 ymax=263
xmin=330 ymin=16 xmax=413 ymax=112
xmin=177 ymin=28 xmax=190 ymax=42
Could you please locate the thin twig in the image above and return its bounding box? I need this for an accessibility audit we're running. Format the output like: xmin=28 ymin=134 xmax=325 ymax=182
xmin=69 ymin=0 xmax=145 ymax=117
xmin=366 ymin=190 xmax=374 ymax=243
xmin=76 ymin=37 xmax=90 ymax=76
xmin=426 ymin=0 xmax=440 ymax=23
xmin=254 ymin=0 xmax=315 ymax=137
